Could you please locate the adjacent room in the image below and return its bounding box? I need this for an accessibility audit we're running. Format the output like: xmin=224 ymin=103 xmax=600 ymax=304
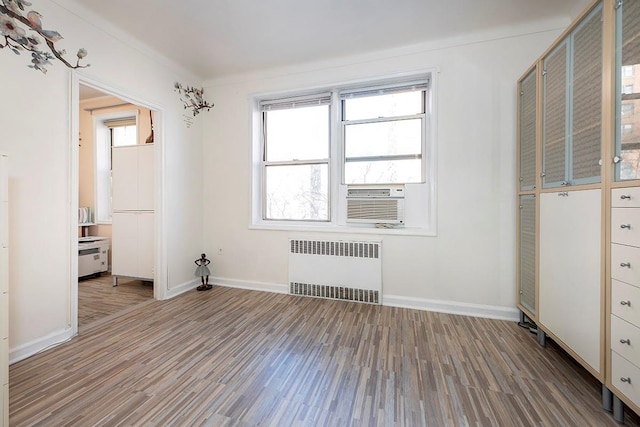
xmin=1 ymin=0 xmax=640 ymax=425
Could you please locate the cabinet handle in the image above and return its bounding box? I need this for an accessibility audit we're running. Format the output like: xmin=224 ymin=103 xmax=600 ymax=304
xmin=620 ymin=300 xmax=632 ymax=306
xmin=620 ymin=338 xmax=631 ymax=345
xmin=620 ymin=262 xmax=632 ymax=268
xmin=621 ymin=377 xmax=632 ymax=384
xmin=621 ymin=195 xmax=632 ymax=200
xmin=614 ymin=156 xmax=622 ymax=164
xmin=620 ymin=224 xmax=632 ymax=229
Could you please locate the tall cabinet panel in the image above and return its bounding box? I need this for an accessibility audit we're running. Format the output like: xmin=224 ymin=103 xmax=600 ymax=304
xmin=539 ymin=189 xmax=602 ymax=374
xmin=0 ymin=153 xmax=8 ymax=427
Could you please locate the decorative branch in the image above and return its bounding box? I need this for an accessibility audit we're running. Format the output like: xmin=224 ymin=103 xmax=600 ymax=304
xmin=174 ymin=82 xmax=213 ymax=117
xmin=0 ymin=0 xmax=89 ymax=73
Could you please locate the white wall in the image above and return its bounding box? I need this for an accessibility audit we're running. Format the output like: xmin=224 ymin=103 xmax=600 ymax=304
xmin=1 ymin=0 xmax=204 ymax=361
xmin=202 ymin=23 xmax=568 ymax=320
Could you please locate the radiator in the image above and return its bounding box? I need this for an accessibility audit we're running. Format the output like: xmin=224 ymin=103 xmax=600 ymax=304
xmin=288 ymin=238 xmax=382 ymax=304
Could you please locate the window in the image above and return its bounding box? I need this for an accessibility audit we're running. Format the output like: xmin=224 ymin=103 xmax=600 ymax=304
xmin=623 ymin=65 xmax=634 ymax=77
xmin=94 ymin=112 xmax=138 ymax=223
xmin=622 ymin=102 xmax=635 ymax=116
xmin=261 ymin=95 xmax=331 ymax=221
xmin=342 ymin=85 xmax=426 ymax=184
xmin=253 ymin=73 xmax=435 ymax=232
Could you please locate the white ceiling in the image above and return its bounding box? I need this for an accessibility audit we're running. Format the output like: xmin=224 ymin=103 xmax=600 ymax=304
xmin=75 ymin=0 xmax=591 ymax=79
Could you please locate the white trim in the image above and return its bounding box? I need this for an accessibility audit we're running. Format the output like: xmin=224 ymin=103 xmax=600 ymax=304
xmin=383 ymin=294 xmax=520 ymax=321
xmin=165 ymin=279 xmax=201 ymax=299
xmin=9 ymin=327 xmax=73 ymax=364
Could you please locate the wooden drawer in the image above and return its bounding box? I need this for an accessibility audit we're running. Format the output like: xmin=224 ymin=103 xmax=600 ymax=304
xmin=612 ymin=279 xmax=640 ymax=327
xmin=611 ymin=351 xmax=640 ymax=408
xmin=611 ymin=314 xmax=640 ymax=365
xmin=613 ymin=187 xmax=640 ymax=208
xmin=612 ymin=208 xmax=640 ymax=247
xmin=612 ymin=243 xmax=640 ymax=287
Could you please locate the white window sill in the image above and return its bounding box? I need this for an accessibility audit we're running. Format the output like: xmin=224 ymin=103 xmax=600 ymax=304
xmin=249 ymin=222 xmax=436 ymax=237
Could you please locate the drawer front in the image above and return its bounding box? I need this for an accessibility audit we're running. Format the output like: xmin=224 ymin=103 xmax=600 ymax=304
xmin=612 ymin=279 xmax=640 ymax=327
xmin=612 ymin=243 xmax=640 ymax=287
xmin=613 ymin=187 xmax=640 ymax=208
xmin=611 ymin=351 xmax=640 ymax=408
xmin=611 ymin=314 xmax=640 ymax=364
xmin=612 ymin=208 xmax=640 ymax=247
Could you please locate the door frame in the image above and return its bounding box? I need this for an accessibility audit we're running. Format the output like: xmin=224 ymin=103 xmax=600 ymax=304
xmin=69 ymin=73 xmax=166 ymax=335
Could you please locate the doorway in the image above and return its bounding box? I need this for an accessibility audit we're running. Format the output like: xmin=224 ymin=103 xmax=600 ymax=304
xmin=71 ymin=77 xmax=164 ymax=334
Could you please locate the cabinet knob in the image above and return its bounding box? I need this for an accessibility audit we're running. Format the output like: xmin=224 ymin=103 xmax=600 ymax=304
xmin=621 ymin=377 xmax=632 ymax=384
xmin=620 ymin=224 xmax=632 ymax=229
xmin=620 ymin=300 xmax=632 ymax=306
xmin=620 ymin=262 xmax=632 ymax=268
xmin=621 ymin=195 xmax=632 ymax=200
xmin=620 ymin=338 xmax=631 ymax=345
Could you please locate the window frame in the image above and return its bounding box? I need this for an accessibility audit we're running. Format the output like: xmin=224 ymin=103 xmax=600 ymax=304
xmin=93 ymin=110 xmax=139 ymax=224
xmin=250 ymin=71 xmax=437 ymax=235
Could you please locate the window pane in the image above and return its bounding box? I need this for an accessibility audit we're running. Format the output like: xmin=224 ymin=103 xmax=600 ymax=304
xmin=345 ymin=159 xmax=422 ymax=184
xmin=345 ymin=119 xmax=422 ymax=158
xmin=265 ymin=164 xmax=329 ymax=220
xmin=112 ymin=125 xmax=137 ymax=147
xmin=343 ymin=91 xmax=423 ymax=120
xmin=265 ymin=105 xmax=329 ymax=161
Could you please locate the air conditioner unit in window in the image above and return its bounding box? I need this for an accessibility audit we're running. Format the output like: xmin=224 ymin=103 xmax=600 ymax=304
xmin=346 ymin=185 xmax=405 ymax=224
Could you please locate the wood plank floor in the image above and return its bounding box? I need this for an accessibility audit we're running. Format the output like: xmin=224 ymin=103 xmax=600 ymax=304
xmin=78 ymin=273 xmax=153 ymax=328
xmin=10 ymin=286 xmax=640 ymax=426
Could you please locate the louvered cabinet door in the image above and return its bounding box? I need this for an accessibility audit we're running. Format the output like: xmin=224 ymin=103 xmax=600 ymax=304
xmin=518 ymin=195 xmax=536 ymax=315
xmin=571 ymin=3 xmax=602 ymax=185
xmin=542 ymin=40 xmax=568 ymax=188
xmin=519 ymin=69 xmax=537 ymax=191
xmin=616 ymin=0 xmax=640 ymax=182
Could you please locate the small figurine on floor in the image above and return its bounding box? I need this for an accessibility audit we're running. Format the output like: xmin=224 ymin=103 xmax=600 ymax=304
xmin=194 ymin=253 xmax=212 ymax=291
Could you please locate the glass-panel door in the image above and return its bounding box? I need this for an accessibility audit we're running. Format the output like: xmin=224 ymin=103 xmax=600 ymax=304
xmin=543 ymin=40 xmax=569 ymax=188
xmin=519 ymin=194 xmax=536 ymax=315
xmin=571 ymin=3 xmax=603 ymax=185
xmin=519 ymin=68 xmax=537 ymax=191
xmin=616 ymin=0 xmax=640 ymax=181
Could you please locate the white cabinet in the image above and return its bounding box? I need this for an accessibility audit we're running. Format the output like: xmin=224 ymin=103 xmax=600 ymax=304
xmin=539 ymin=189 xmax=602 ymax=374
xmin=112 ymin=212 xmax=154 ymax=282
xmin=0 ymin=153 xmax=8 ymax=427
xmin=111 ymin=144 xmax=154 ymax=286
xmin=112 ymin=144 xmax=154 ymax=211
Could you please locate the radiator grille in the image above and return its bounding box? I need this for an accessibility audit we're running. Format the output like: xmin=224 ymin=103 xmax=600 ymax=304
xmin=290 ymin=239 xmax=379 ymax=258
xmin=289 ymin=238 xmax=382 ymax=305
xmin=290 ymin=282 xmax=379 ymax=304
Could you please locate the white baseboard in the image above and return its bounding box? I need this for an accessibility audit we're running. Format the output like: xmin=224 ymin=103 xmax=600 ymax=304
xmin=383 ymin=294 xmax=520 ymax=321
xmin=213 ymin=276 xmax=288 ymax=294
xmin=165 ymin=278 xmax=201 ymax=299
xmin=211 ymin=277 xmax=518 ymax=321
xmin=9 ymin=327 xmax=74 ymax=364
